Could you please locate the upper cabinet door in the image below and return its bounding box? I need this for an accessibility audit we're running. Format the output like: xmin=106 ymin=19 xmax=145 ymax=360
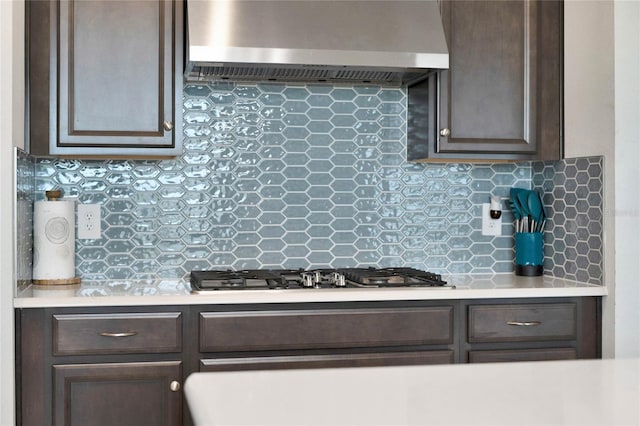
xmin=407 ymin=0 xmax=562 ymax=161
xmin=44 ymin=0 xmax=183 ymax=156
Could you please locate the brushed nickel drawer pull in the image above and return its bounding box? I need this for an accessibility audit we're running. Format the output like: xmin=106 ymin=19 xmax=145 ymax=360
xmin=170 ymin=381 xmax=181 ymax=392
xmin=99 ymin=331 xmax=138 ymax=337
xmin=507 ymin=321 xmax=542 ymax=326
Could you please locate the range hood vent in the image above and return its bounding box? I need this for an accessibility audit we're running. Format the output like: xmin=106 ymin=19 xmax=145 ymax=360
xmin=188 ymin=64 xmax=435 ymax=86
xmin=185 ymin=0 xmax=449 ymax=87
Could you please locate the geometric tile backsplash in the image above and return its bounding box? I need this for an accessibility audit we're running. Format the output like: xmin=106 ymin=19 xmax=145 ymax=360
xmin=534 ymin=157 xmax=603 ymax=284
xmin=16 ymin=81 xmax=603 ymax=284
xmin=15 ymin=148 xmax=34 ymax=291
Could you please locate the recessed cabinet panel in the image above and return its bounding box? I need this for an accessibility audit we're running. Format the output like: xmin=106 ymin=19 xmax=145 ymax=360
xmin=447 ymin=0 xmax=529 ymax=142
xmin=469 ymin=348 xmax=576 ymax=363
xmin=64 ymin=1 xmax=162 ymax=134
xmin=200 ymin=307 xmax=454 ymax=352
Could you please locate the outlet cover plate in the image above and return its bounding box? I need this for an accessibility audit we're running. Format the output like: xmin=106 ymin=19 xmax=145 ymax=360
xmin=77 ymin=203 xmax=101 ymax=239
xmin=482 ymin=203 xmax=502 ymax=236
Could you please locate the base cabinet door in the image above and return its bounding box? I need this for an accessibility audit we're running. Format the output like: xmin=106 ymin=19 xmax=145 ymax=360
xmin=53 ymin=361 xmax=182 ymax=426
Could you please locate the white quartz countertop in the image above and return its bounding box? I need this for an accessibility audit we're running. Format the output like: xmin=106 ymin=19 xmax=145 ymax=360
xmin=184 ymin=358 xmax=639 ymax=426
xmin=13 ymin=274 xmax=607 ymax=308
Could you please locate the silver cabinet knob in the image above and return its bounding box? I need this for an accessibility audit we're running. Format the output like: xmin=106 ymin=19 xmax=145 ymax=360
xmin=440 ymin=128 xmax=451 ymax=137
xmin=163 ymin=121 xmax=174 ymax=131
xmin=170 ymin=381 xmax=181 ymax=392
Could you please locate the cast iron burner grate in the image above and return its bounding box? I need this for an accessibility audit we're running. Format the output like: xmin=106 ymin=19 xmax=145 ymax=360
xmin=190 ymin=267 xmax=448 ymax=291
xmin=339 ymin=267 xmax=446 ymax=287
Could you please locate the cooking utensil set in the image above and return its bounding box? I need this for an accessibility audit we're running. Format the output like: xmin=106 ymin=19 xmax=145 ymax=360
xmin=509 ymin=188 xmax=546 ymax=233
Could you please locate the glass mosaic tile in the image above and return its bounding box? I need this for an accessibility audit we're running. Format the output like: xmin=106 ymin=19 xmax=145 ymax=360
xmin=15 ymin=149 xmax=34 ymax=291
xmin=11 ymin=81 xmax=605 ymax=283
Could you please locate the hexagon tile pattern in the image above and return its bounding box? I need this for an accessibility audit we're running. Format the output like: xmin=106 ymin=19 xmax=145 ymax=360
xmin=533 ymin=156 xmax=603 ymax=284
xmin=24 ymin=82 xmax=603 ymax=282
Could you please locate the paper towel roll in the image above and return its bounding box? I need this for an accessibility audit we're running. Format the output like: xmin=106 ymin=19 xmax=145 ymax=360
xmin=33 ymin=200 xmax=76 ymax=280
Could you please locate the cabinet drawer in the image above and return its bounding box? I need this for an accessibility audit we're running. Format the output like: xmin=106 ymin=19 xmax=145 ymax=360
xmin=468 ymin=303 xmax=577 ymax=343
xmin=469 ymin=348 xmax=577 ymax=363
xmin=53 ymin=313 xmax=182 ymax=355
xmin=200 ymin=307 xmax=453 ymax=352
xmin=200 ymin=351 xmax=454 ymax=372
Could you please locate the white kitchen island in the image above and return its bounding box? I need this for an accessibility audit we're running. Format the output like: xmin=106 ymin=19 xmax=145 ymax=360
xmin=184 ymin=358 xmax=639 ymax=426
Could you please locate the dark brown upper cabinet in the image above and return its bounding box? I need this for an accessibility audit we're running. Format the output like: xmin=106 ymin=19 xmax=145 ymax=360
xmin=27 ymin=0 xmax=183 ymax=157
xmin=407 ymin=0 xmax=563 ymax=161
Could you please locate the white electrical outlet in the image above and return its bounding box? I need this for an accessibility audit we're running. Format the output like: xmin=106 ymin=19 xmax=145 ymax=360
xmin=481 ymin=203 xmax=502 ymax=236
xmin=77 ymin=204 xmax=101 ymax=239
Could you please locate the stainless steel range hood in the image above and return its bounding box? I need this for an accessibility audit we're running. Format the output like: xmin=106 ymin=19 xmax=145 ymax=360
xmin=185 ymin=0 xmax=449 ymax=87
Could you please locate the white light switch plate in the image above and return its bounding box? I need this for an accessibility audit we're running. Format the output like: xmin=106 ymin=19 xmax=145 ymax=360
xmin=482 ymin=203 xmax=502 ymax=236
xmin=77 ymin=204 xmax=101 ymax=239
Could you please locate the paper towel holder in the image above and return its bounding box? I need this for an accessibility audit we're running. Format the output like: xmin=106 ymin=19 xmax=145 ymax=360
xmin=32 ymin=189 xmax=82 ymax=287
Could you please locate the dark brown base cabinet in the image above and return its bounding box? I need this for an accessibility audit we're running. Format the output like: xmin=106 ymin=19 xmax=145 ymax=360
xmin=17 ymin=307 xmax=187 ymax=426
xmin=16 ymin=298 xmax=600 ymax=426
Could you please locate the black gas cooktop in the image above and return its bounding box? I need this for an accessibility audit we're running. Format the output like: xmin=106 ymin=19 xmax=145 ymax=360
xmin=190 ymin=267 xmax=450 ymax=292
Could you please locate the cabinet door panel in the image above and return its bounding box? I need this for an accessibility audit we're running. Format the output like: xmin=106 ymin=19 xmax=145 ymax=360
xmin=200 ymin=351 xmax=454 ymax=372
xmin=200 ymin=307 xmax=454 ymax=352
xmin=469 ymin=348 xmax=577 ymax=363
xmin=30 ymin=0 xmax=184 ymax=156
xmin=438 ymin=0 xmax=535 ymax=154
xmin=446 ymin=0 xmax=528 ymax=141
xmin=53 ymin=361 xmax=182 ymax=426
xmin=65 ymin=1 xmax=161 ymax=134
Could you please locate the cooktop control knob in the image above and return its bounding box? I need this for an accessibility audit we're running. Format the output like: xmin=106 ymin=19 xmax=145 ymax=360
xmin=331 ymin=272 xmax=346 ymax=287
xmin=301 ymin=273 xmax=315 ymax=288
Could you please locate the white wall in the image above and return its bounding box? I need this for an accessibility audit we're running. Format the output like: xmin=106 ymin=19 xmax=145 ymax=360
xmin=565 ymin=0 xmax=640 ymax=358
xmin=0 ymin=0 xmax=23 ymax=424
xmin=564 ymin=0 xmax=616 ymax=357
xmin=613 ymin=0 xmax=640 ymax=357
